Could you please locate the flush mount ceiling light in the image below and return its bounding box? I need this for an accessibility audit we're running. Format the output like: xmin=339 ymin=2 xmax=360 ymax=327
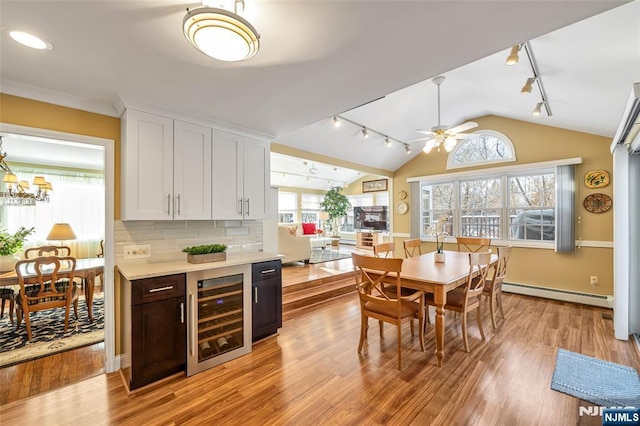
xmin=183 ymin=1 xmax=260 ymax=62
xmin=9 ymin=30 xmax=53 ymax=50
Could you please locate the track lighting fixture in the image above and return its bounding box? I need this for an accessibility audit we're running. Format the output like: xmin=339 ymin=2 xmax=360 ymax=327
xmin=521 ymin=77 xmax=536 ymax=94
xmin=506 ymin=42 xmax=552 ymax=116
xmin=532 ymin=102 xmax=544 ymax=116
xmin=505 ymin=45 xmax=521 ymax=65
xmin=330 ymin=114 xmax=411 ymax=152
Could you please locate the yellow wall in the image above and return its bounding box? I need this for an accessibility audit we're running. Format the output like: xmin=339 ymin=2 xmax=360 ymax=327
xmin=393 ymin=115 xmax=614 ymax=295
xmin=0 ymin=94 xmax=121 ymax=219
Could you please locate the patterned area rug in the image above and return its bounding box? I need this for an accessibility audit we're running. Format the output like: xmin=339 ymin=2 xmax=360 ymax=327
xmin=309 ymin=249 xmax=352 ymax=264
xmin=551 ymin=348 xmax=640 ymax=407
xmin=0 ymin=294 xmax=104 ymax=367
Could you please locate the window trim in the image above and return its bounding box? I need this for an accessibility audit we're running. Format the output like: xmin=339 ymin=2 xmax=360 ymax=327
xmin=446 ymin=130 xmax=517 ymax=170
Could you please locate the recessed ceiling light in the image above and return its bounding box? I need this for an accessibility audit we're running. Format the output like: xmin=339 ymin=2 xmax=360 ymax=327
xmin=9 ymin=31 xmax=53 ymax=50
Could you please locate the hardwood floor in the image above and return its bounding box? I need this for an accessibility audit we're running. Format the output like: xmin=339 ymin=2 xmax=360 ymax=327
xmin=1 ymin=269 xmax=638 ymax=425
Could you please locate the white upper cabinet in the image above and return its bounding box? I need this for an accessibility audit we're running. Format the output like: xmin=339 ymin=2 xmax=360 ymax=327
xmin=121 ymin=109 xmax=212 ymax=220
xmin=212 ymin=130 xmax=270 ymax=220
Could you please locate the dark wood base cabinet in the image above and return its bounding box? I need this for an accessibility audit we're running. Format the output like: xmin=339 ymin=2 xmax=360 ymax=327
xmin=119 ymin=273 xmax=186 ymax=391
xmin=252 ymin=260 xmax=282 ymax=342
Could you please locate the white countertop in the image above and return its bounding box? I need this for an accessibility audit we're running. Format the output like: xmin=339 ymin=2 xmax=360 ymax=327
xmin=116 ymin=252 xmax=282 ymax=281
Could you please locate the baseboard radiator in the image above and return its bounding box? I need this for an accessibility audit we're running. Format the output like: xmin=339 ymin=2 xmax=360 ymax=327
xmin=502 ymin=282 xmax=612 ymax=308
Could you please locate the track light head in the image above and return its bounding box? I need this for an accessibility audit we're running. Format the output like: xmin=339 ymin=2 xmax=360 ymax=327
xmin=385 ymin=137 xmax=392 ymax=148
xmin=405 ymin=144 xmax=411 ymax=154
xmin=532 ymin=101 xmax=544 ymax=116
xmin=333 ymin=115 xmax=341 ymax=127
xmin=521 ymin=77 xmax=536 ymax=94
xmin=505 ymin=44 xmax=520 ymax=66
xmin=362 ymin=128 xmax=369 ymax=139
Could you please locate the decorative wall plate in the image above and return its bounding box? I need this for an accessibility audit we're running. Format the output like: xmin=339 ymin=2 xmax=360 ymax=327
xmin=583 ymin=193 xmax=612 ymax=213
xmin=398 ymin=190 xmax=407 ymax=200
xmin=584 ymin=170 xmax=610 ymax=188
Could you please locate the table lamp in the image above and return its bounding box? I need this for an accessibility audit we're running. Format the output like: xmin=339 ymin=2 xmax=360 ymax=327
xmin=319 ymin=212 xmax=330 ymax=233
xmin=46 ymin=223 xmax=77 ymax=245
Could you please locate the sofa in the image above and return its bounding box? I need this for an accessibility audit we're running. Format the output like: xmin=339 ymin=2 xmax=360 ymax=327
xmin=278 ymin=222 xmax=321 ymax=263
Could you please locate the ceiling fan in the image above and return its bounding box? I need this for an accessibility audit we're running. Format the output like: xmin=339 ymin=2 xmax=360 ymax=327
xmin=412 ymin=76 xmax=478 ymax=154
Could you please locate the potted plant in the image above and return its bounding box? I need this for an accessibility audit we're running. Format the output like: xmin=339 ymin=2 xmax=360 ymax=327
xmin=320 ymin=186 xmax=350 ymax=237
xmin=427 ymin=216 xmax=449 ymax=263
xmin=0 ymin=226 xmax=35 ymax=272
xmin=183 ymin=243 xmax=228 ymax=264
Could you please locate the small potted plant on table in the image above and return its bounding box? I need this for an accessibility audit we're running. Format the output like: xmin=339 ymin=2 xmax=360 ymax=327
xmin=0 ymin=226 xmax=34 ymax=272
xmin=183 ymin=243 xmax=228 ymax=264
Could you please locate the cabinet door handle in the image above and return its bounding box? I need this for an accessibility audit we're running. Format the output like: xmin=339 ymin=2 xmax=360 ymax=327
xmin=176 ymin=194 xmax=181 ymax=215
xmin=189 ymin=293 xmax=195 ymax=356
xmin=260 ymin=269 xmax=276 ymax=274
xmin=253 ymin=286 xmax=258 ymax=303
xmin=167 ymin=194 xmax=171 ymax=216
xmin=148 ymin=285 xmax=174 ymax=293
xmin=245 ymin=198 xmax=250 ymax=216
xmin=238 ymin=198 xmax=243 ymax=216
xmin=180 ymin=302 xmax=184 ymax=324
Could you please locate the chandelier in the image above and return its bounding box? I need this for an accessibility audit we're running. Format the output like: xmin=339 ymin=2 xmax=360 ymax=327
xmin=0 ymin=136 xmax=52 ymax=206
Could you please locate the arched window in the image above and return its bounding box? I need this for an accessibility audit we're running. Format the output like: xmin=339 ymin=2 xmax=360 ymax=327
xmin=447 ymin=130 xmax=516 ymax=169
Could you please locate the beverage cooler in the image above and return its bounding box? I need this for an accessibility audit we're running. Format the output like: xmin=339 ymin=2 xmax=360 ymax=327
xmin=186 ymin=264 xmax=251 ymax=376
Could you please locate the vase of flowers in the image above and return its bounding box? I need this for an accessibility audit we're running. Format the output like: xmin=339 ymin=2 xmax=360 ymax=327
xmin=428 ymin=216 xmax=449 ymax=263
xmin=0 ymin=226 xmax=35 ymax=272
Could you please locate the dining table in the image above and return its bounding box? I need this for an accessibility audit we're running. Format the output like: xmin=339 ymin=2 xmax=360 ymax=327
xmin=0 ymin=257 xmax=104 ymax=322
xmin=396 ymin=250 xmax=498 ymax=367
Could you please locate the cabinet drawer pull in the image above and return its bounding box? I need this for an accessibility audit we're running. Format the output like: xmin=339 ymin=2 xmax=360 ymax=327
xmin=167 ymin=194 xmax=171 ymax=216
xmin=176 ymin=194 xmax=181 ymax=215
xmin=245 ymin=198 xmax=250 ymax=216
xmin=238 ymin=198 xmax=243 ymax=216
xmin=148 ymin=285 xmax=174 ymax=293
xmin=180 ymin=302 xmax=184 ymax=324
xmin=260 ymin=269 xmax=276 ymax=274
xmin=254 ymin=286 xmax=258 ymax=303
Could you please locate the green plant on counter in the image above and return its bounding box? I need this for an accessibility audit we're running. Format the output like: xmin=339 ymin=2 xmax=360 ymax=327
xmin=182 ymin=244 xmax=227 ymax=255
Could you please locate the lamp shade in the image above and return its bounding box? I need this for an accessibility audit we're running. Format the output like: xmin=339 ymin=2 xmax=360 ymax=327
xmin=47 ymin=223 xmax=77 ymax=241
xmin=319 ymin=212 xmax=330 ymax=220
xmin=33 ymin=176 xmax=47 ymax=186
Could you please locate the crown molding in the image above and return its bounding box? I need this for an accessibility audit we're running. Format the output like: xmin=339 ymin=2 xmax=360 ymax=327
xmin=1 ymin=80 xmax=120 ymax=117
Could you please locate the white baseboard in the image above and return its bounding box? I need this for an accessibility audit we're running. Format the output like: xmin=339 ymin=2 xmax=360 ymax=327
xmin=503 ymin=282 xmax=612 ymax=308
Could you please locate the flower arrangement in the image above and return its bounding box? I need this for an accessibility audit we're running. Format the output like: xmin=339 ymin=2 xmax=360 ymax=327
xmin=0 ymin=227 xmax=35 ymax=256
xmin=427 ymin=216 xmax=449 ymax=254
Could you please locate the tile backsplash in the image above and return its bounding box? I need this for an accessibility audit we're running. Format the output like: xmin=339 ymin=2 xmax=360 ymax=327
xmin=115 ymin=220 xmax=263 ymax=264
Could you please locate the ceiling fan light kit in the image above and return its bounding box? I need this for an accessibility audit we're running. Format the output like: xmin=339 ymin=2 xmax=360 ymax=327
xmin=183 ymin=1 xmax=260 ymax=62
xmin=415 ymin=75 xmax=478 ymax=154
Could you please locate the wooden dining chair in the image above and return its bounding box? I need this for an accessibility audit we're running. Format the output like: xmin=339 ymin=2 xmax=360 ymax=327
xmin=352 ymin=253 xmax=424 ymax=370
xmin=24 ymin=245 xmax=72 ymax=259
xmin=456 ymin=237 xmax=491 ymax=253
xmin=425 ymin=251 xmax=492 ymax=352
xmin=373 ymin=242 xmax=395 ymax=258
xmin=483 ymin=245 xmax=512 ymax=328
xmin=14 ymin=256 xmax=80 ymax=341
xmin=96 ymin=239 xmax=104 ymax=291
xmin=0 ymin=287 xmax=15 ymax=325
xmin=403 ymin=239 xmax=422 ymax=258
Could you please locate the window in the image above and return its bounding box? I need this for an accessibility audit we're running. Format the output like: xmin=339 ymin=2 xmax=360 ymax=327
xmin=3 ymin=166 xmax=105 ymax=257
xmin=419 ymin=170 xmax=557 ymax=243
xmin=508 ymin=173 xmax=555 ymax=240
xmin=301 ymin=193 xmax=323 ymax=225
xmin=278 ymin=191 xmax=297 ymax=223
xmin=447 ymin=131 xmax=516 ymax=170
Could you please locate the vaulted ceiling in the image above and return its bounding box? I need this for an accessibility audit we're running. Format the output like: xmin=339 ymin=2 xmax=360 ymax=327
xmin=1 ymin=1 xmax=638 ymax=183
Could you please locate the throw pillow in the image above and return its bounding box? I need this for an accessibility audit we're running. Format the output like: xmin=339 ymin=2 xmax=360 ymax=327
xmin=283 ymin=225 xmax=298 ymax=236
xmin=302 ymin=223 xmax=316 ymax=235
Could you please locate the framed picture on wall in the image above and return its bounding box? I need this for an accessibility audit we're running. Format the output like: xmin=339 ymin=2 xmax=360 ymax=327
xmin=362 ymin=178 xmax=388 ymax=193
